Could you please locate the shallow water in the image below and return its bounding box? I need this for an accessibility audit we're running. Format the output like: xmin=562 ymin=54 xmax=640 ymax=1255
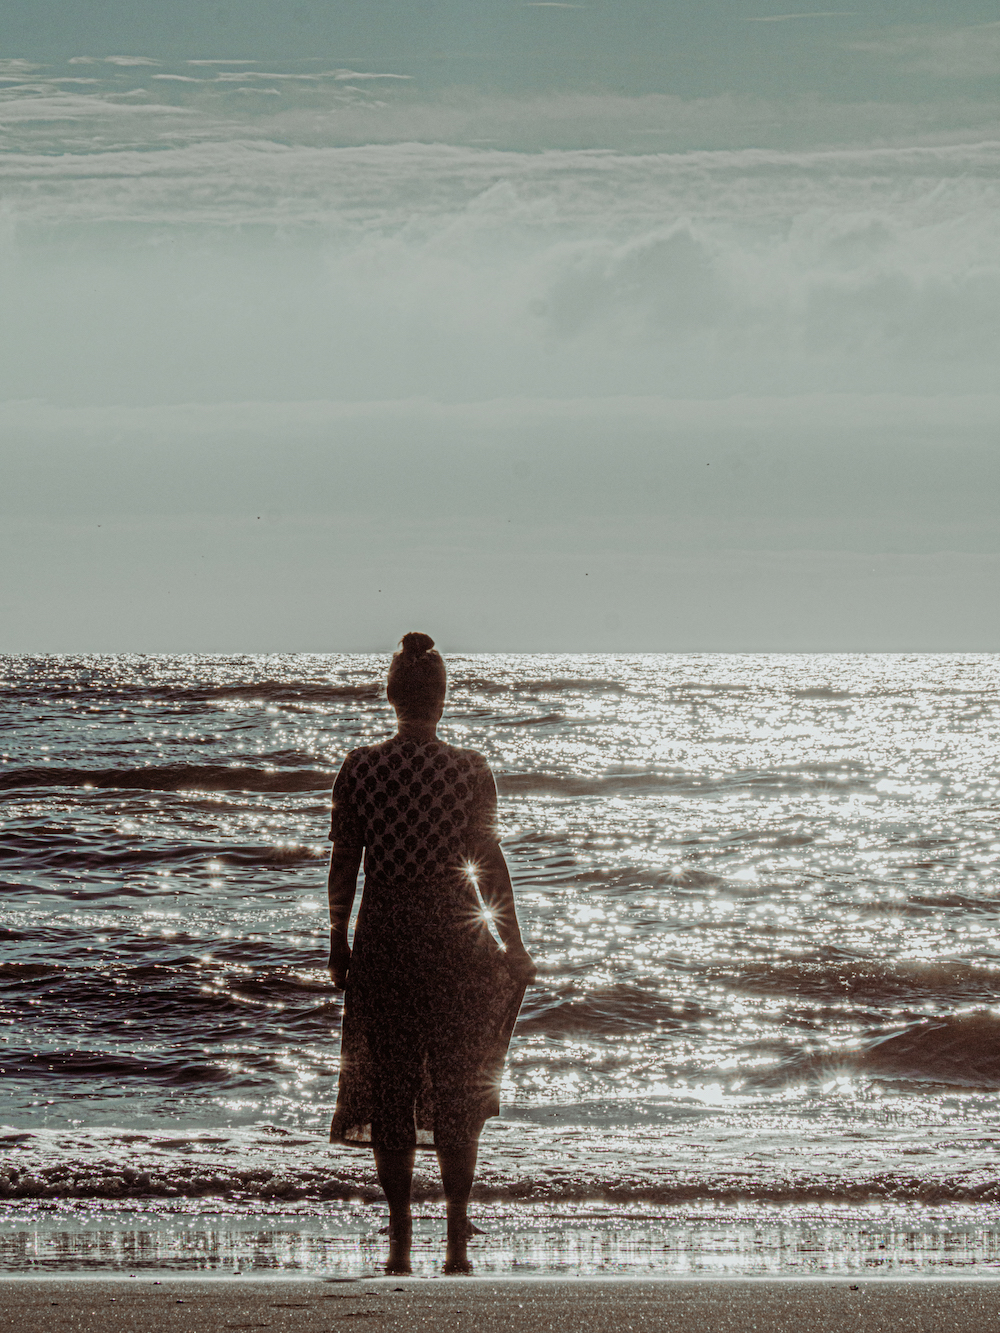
xmin=4 ymin=653 xmax=1000 ymax=1230
xmin=6 ymin=1199 xmax=1000 ymax=1278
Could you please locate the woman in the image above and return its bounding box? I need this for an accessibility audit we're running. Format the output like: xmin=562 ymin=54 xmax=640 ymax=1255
xmin=327 ymin=632 xmax=535 ymax=1275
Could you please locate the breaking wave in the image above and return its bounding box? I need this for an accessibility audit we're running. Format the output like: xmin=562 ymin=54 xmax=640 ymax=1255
xmin=742 ymin=1012 xmax=1000 ymax=1091
xmin=0 ymin=765 xmax=333 ymax=793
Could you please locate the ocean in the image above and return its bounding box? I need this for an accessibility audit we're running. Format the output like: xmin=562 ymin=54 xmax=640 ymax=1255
xmin=4 ymin=651 xmax=1000 ymax=1275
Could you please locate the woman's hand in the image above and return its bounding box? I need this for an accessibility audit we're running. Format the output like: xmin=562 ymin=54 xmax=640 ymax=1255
xmin=474 ymin=840 xmax=536 ymax=985
xmin=327 ymin=845 xmax=361 ymax=990
xmin=502 ymin=942 xmax=537 ymax=985
xmin=329 ymin=935 xmax=351 ymax=989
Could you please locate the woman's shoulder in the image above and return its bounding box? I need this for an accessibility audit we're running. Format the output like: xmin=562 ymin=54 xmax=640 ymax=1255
xmin=336 ymin=744 xmax=373 ymax=774
xmin=341 ymin=736 xmax=490 ymax=775
xmin=436 ymin=741 xmax=492 ymax=773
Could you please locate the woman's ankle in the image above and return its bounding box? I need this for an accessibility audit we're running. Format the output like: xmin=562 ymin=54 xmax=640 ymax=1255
xmin=443 ymin=1214 xmax=475 ymax=1273
xmin=385 ymin=1215 xmax=412 ymax=1274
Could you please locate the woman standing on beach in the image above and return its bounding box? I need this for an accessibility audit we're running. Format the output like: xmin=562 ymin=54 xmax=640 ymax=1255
xmin=326 ymin=633 xmax=535 ymax=1275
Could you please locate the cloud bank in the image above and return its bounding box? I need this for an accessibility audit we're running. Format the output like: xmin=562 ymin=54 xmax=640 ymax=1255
xmin=1 ymin=133 xmax=997 ymax=405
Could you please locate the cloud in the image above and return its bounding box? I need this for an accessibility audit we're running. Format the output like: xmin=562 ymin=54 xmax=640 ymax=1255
xmin=329 ymin=70 xmax=413 ymax=80
xmin=213 ymin=70 xmax=324 ymax=81
xmin=0 ymin=90 xmax=195 ymax=126
xmin=102 ymin=56 xmax=161 ymax=67
xmin=746 ymin=11 xmax=855 ymax=21
xmin=2 ymin=63 xmax=997 ymax=156
xmin=0 ymin=87 xmax=199 ymax=124
xmin=4 ymin=122 xmax=998 ymax=224
xmin=211 ymin=88 xmax=999 ymax=155
xmin=849 ymin=24 xmax=1000 ymax=79
xmin=0 ymin=59 xmax=42 ymax=74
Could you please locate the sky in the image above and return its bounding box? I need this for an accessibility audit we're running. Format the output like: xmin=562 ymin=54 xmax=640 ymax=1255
xmin=2 ymin=1 xmax=999 ymax=651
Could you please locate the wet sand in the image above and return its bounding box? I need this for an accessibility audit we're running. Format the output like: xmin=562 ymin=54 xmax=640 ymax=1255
xmin=5 ymin=1276 xmax=1000 ymax=1332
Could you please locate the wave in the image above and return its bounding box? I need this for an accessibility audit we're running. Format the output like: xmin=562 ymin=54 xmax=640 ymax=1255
xmin=518 ymin=985 xmax=704 ymax=1036
xmin=740 ymin=961 xmax=1000 ymax=1009
xmin=5 ymin=1155 xmax=1000 ymax=1205
xmin=858 ymin=1012 xmax=1000 ymax=1087
xmin=189 ymin=681 xmax=381 ymax=705
xmin=0 ymin=835 xmax=328 ymax=871
xmin=793 ymin=688 xmax=852 ymax=699
xmin=451 ymin=677 xmax=627 ymax=696
xmin=670 ymin=683 xmax=754 ymax=696
xmin=6 ymin=762 xmax=860 ymax=799
xmin=7 ymin=678 xmax=382 ymax=706
xmin=499 ymin=771 xmax=690 ymax=797
xmin=495 ymin=713 xmax=565 ymax=728
xmin=0 ymin=1043 xmax=331 ymax=1086
xmin=793 ymin=686 xmax=1000 ymax=702
xmin=498 ymin=768 xmax=868 ymax=798
xmin=0 ymin=765 xmax=333 ymax=793
xmin=741 ymin=1011 xmax=1000 ymax=1091
xmin=715 ymin=960 xmax=1000 ymax=1005
xmin=902 ymin=892 xmax=1000 ymax=915
xmin=0 ymin=1049 xmax=241 ymax=1085
xmin=13 ymin=674 xmax=622 ymax=705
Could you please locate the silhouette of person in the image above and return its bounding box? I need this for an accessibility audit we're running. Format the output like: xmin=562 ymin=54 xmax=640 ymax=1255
xmin=326 ymin=632 xmax=535 ymax=1274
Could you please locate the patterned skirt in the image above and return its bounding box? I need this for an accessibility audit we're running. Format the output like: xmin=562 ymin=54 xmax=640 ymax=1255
xmin=329 ymin=875 xmax=527 ymax=1151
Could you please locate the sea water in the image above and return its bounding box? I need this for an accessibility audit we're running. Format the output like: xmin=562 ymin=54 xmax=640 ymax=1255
xmin=4 ymin=652 xmax=1000 ymax=1274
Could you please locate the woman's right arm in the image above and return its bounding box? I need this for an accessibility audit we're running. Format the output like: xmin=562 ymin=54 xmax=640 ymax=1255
xmin=327 ymin=752 xmax=363 ymax=989
xmin=328 ymin=844 xmax=362 ymax=989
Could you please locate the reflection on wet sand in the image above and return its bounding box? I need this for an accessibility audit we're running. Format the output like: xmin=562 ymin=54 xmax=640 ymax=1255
xmin=6 ymin=1202 xmax=1000 ymax=1277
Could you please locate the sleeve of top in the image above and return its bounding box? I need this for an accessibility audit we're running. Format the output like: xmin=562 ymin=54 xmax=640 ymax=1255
xmin=466 ymin=756 xmax=500 ymax=849
xmin=328 ymin=752 xmax=363 ymax=850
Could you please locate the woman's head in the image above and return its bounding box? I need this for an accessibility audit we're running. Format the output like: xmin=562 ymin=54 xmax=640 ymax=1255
xmin=386 ymin=632 xmax=447 ymax=722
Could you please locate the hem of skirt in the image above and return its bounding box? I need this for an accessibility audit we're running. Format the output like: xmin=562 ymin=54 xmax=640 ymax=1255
xmin=330 ymin=1116 xmax=493 ymax=1151
xmin=328 ymin=1134 xmax=468 ymax=1152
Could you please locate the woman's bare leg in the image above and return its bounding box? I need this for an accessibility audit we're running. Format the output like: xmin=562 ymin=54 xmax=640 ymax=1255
xmin=373 ymin=1146 xmax=415 ymax=1274
xmin=436 ymin=1139 xmax=479 ymax=1273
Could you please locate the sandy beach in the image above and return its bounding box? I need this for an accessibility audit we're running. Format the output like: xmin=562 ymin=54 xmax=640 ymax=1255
xmin=5 ymin=1277 xmax=1000 ymax=1333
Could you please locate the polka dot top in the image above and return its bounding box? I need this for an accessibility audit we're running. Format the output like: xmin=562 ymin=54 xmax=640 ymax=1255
xmin=329 ymin=735 xmax=499 ymax=882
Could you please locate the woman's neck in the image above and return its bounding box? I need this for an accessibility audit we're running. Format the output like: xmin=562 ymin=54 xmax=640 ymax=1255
xmin=395 ymin=719 xmax=438 ymax=743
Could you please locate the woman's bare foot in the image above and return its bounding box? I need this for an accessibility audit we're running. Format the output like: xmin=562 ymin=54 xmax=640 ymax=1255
xmin=443 ymin=1217 xmax=483 ymax=1274
xmin=384 ymin=1218 xmax=412 ymax=1275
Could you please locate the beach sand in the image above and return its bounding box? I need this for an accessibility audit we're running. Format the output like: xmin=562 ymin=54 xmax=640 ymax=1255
xmin=5 ymin=1277 xmax=1000 ymax=1332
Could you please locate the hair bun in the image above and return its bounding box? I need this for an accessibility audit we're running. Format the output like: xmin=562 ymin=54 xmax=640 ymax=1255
xmin=400 ymin=631 xmax=435 ymax=658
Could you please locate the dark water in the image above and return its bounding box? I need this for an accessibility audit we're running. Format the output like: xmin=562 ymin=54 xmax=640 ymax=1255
xmin=4 ymin=653 xmax=1000 ymax=1211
